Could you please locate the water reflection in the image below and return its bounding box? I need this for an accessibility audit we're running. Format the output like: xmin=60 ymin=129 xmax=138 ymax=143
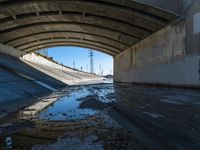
xmin=37 ymin=84 xmax=115 ymax=121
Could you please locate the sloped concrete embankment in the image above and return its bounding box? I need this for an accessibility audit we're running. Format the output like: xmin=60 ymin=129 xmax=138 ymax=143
xmin=0 ymin=52 xmax=104 ymax=118
xmin=0 ymin=53 xmax=65 ymax=118
xmin=22 ymin=53 xmax=105 ymax=85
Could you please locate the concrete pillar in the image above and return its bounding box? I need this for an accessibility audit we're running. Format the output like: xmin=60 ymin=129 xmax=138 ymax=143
xmin=185 ymin=0 xmax=200 ymax=55
xmin=114 ymin=0 xmax=200 ymax=87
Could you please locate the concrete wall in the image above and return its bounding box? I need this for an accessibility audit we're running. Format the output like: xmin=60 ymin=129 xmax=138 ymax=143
xmin=185 ymin=0 xmax=200 ymax=55
xmin=0 ymin=43 xmax=25 ymax=57
xmin=114 ymin=1 xmax=200 ymax=87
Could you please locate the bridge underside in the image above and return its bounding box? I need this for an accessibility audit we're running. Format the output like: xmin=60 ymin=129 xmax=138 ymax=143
xmin=1 ymin=0 xmax=199 ymax=87
xmin=0 ymin=0 xmax=178 ymax=56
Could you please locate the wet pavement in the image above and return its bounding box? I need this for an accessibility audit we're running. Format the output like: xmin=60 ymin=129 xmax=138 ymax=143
xmin=112 ymin=83 xmax=200 ymax=150
xmin=0 ymin=83 xmax=200 ymax=149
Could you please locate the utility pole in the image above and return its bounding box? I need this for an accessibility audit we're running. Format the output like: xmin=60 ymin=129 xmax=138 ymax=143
xmin=44 ymin=48 xmax=48 ymax=56
xmin=73 ymin=61 xmax=75 ymax=71
xmin=89 ymin=49 xmax=94 ymax=74
xmin=38 ymin=48 xmax=48 ymax=56
xmin=110 ymin=69 xmax=112 ymax=75
xmin=86 ymin=64 xmax=88 ymax=72
xmin=99 ymin=65 xmax=102 ymax=75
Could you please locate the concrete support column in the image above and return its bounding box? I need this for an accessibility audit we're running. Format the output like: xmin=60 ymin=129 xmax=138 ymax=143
xmin=185 ymin=0 xmax=200 ymax=55
xmin=114 ymin=0 xmax=200 ymax=87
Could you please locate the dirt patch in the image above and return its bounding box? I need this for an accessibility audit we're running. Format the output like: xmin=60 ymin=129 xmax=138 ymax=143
xmin=0 ymin=113 xmax=147 ymax=150
xmin=32 ymin=135 xmax=103 ymax=150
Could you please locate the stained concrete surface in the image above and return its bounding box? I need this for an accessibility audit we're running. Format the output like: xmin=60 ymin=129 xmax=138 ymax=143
xmin=0 ymin=84 xmax=147 ymax=150
xmin=111 ymin=83 xmax=200 ymax=150
xmin=0 ymin=0 xmax=179 ymax=57
xmin=0 ymin=66 xmax=51 ymax=113
xmin=0 ymin=53 xmax=67 ymax=115
xmin=0 ymin=83 xmax=200 ymax=149
xmin=0 ymin=53 xmax=66 ymax=89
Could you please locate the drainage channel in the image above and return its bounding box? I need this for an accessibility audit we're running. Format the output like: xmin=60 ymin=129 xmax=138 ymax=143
xmin=0 ymin=83 xmax=147 ymax=150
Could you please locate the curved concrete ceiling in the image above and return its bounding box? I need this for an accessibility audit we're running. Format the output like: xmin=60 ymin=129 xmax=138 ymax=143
xmin=0 ymin=0 xmax=179 ymax=56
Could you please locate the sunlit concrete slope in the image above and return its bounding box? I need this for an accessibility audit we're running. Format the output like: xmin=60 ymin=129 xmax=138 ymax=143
xmin=0 ymin=53 xmax=65 ymax=113
xmin=0 ymin=53 xmax=66 ymax=88
xmin=22 ymin=53 xmax=105 ymax=85
xmin=0 ymin=52 xmax=104 ymax=113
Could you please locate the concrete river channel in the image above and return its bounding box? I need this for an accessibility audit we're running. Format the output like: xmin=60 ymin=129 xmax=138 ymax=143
xmin=1 ymin=83 xmax=200 ymax=150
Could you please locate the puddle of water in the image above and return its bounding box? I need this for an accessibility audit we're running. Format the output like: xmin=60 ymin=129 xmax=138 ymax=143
xmin=92 ymin=89 xmax=115 ymax=103
xmin=102 ymin=78 xmax=113 ymax=84
xmin=37 ymin=85 xmax=115 ymax=121
xmin=90 ymin=84 xmax=115 ymax=103
xmin=37 ymin=87 xmax=98 ymax=121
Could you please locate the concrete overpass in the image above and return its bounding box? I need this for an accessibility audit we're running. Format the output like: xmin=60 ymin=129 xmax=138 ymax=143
xmin=0 ymin=0 xmax=199 ymax=87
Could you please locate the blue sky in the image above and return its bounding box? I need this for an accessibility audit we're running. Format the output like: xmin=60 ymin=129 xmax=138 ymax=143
xmin=46 ymin=46 xmax=113 ymax=75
